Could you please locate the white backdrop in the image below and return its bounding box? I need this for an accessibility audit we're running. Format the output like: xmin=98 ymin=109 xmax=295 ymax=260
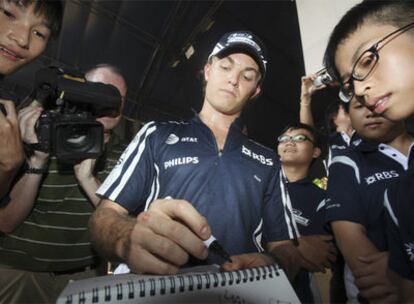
xmin=296 ymin=0 xmax=362 ymax=75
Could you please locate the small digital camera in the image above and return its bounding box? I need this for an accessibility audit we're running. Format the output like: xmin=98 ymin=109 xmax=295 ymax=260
xmin=313 ymin=69 xmax=333 ymax=87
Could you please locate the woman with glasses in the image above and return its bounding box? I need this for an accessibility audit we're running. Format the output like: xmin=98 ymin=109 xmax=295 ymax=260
xmin=323 ymin=1 xmax=414 ymax=302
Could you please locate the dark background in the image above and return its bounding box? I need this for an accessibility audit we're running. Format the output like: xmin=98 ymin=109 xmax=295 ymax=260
xmin=4 ymin=0 xmax=338 ymax=149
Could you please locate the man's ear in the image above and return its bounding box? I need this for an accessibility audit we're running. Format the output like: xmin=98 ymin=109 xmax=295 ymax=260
xmin=312 ymin=147 xmax=321 ymax=159
xmin=204 ymin=63 xmax=211 ymax=82
xmin=250 ymin=85 xmax=261 ymax=99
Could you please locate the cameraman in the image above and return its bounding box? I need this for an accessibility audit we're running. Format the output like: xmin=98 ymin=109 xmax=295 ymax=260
xmin=0 ymin=64 xmax=128 ymax=303
xmin=0 ymin=0 xmax=63 ymax=200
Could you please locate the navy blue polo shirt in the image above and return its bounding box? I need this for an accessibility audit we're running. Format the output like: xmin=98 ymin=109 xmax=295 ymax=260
xmin=327 ymin=131 xmax=361 ymax=167
xmin=326 ymin=140 xmax=412 ymax=251
xmin=98 ymin=115 xmax=292 ymax=265
xmin=384 ymin=168 xmax=414 ymax=280
xmin=288 ymin=177 xmax=327 ymax=235
xmin=287 ymin=177 xmax=327 ymax=303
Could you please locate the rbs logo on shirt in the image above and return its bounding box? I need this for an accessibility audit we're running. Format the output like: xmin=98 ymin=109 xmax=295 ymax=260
xmin=365 ymin=170 xmax=399 ymax=185
xmin=242 ymin=145 xmax=273 ymax=166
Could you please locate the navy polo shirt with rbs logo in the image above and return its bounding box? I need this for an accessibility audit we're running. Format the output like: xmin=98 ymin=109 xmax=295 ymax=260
xmin=326 ymin=140 xmax=413 ymax=250
xmin=326 ymin=131 xmax=361 ymax=168
xmin=384 ymin=168 xmax=414 ymax=280
xmin=97 ymin=115 xmax=293 ymax=265
xmin=288 ymin=177 xmax=326 ymax=235
xmin=287 ymin=177 xmax=327 ymax=303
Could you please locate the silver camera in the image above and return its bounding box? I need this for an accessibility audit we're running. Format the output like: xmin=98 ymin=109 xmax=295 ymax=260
xmin=313 ymin=70 xmax=333 ymax=87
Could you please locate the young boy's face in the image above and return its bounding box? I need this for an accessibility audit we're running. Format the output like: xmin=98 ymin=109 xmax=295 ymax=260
xmin=0 ymin=0 xmax=51 ymax=75
xmin=349 ymin=97 xmax=403 ymax=143
xmin=277 ymin=128 xmax=320 ymax=167
xmin=335 ymin=22 xmax=414 ymax=122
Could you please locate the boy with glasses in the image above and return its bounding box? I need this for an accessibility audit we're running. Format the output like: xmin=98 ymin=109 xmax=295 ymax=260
xmin=322 ymin=1 xmax=414 ymax=301
xmin=325 ymin=96 xmax=412 ymax=303
xmin=277 ymin=122 xmax=337 ymax=303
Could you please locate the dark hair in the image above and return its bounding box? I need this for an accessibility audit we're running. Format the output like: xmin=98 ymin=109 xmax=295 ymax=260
xmin=323 ymin=1 xmax=414 ymax=82
xmin=322 ymin=101 xmax=350 ymax=135
xmin=279 ymin=122 xmax=320 ymax=148
xmin=6 ymin=0 xmax=64 ymax=39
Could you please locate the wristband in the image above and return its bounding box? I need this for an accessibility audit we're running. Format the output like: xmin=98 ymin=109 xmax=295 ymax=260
xmin=26 ymin=166 xmax=48 ymax=175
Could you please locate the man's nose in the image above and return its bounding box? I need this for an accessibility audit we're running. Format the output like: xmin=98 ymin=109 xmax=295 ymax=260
xmin=228 ymin=71 xmax=239 ymax=87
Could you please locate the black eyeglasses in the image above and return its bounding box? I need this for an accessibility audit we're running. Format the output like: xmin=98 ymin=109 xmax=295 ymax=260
xmin=339 ymin=21 xmax=414 ymax=103
xmin=277 ymin=134 xmax=314 ymax=144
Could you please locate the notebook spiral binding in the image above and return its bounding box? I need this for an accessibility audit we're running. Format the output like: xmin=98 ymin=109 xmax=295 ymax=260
xmin=64 ymin=264 xmax=281 ymax=304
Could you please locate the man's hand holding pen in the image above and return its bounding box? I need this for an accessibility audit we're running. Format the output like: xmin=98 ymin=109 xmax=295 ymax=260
xmin=94 ymin=197 xmax=292 ymax=277
xmin=124 ymin=198 xmax=211 ymax=275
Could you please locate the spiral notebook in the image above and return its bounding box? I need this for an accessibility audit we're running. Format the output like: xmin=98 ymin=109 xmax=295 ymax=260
xmin=57 ymin=264 xmax=299 ymax=303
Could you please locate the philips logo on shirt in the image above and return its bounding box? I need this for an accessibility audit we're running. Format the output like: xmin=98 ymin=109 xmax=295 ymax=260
xmin=241 ymin=145 xmax=273 ymax=166
xmin=365 ymin=170 xmax=399 ymax=185
xmin=164 ymin=157 xmax=199 ymax=169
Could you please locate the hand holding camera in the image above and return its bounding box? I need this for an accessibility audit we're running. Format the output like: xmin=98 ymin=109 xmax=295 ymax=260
xmin=25 ymin=66 xmax=122 ymax=164
xmin=18 ymin=105 xmax=50 ymax=168
xmin=313 ymin=69 xmax=333 ymax=88
xmin=300 ymin=69 xmax=334 ymax=107
xmin=74 ymin=158 xmax=97 ymax=185
xmin=18 ymin=105 xmax=43 ymax=146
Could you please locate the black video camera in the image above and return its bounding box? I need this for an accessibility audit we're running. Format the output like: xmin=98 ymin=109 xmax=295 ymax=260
xmin=31 ymin=66 xmax=121 ymax=163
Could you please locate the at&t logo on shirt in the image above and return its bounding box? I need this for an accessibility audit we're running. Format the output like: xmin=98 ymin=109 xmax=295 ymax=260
xmin=166 ymin=133 xmax=198 ymax=145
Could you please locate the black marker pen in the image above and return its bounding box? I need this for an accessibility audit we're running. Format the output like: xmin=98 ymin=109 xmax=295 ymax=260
xmin=204 ymin=235 xmax=232 ymax=263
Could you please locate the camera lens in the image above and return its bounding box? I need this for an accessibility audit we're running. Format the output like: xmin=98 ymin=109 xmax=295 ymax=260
xmin=313 ymin=73 xmax=332 ymax=87
xmin=62 ymin=126 xmax=93 ymax=151
xmin=54 ymin=121 xmax=103 ymax=162
xmin=313 ymin=75 xmax=324 ymax=87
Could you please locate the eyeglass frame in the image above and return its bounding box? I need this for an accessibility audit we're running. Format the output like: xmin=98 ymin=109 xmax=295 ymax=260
xmin=338 ymin=21 xmax=414 ymax=103
xmin=277 ymin=134 xmax=315 ymax=145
